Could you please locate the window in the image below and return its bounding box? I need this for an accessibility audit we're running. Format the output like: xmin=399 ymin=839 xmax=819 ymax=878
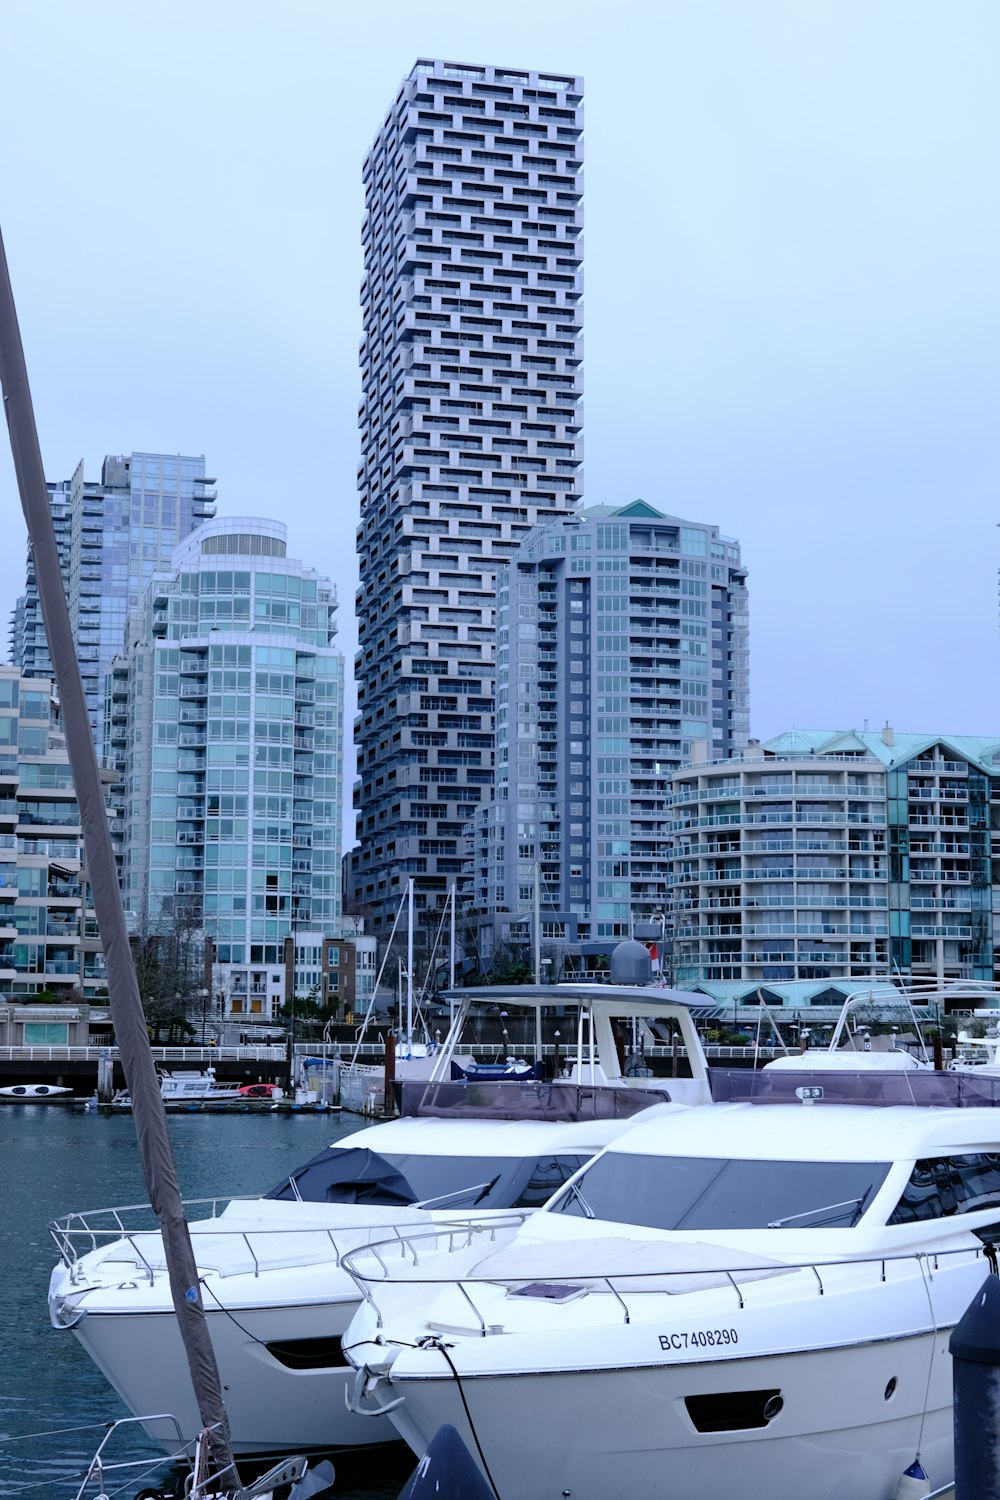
xmin=266 ymin=1148 xmax=590 ymax=1209
xmin=889 ymin=1155 xmax=1000 ymax=1223
xmin=22 ymin=1022 xmax=69 ymax=1045
xmin=552 ymin=1155 xmax=890 ymax=1231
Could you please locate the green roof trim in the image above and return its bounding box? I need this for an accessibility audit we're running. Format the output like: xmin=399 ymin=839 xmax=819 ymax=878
xmin=762 ymin=729 xmax=1000 ymax=776
xmin=614 ymin=500 xmax=665 ymax=519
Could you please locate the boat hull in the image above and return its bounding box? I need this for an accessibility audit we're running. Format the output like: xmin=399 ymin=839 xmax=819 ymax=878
xmin=65 ymin=1297 xmax=397 ymax=1456
xmin=367 ymin=1333 xmax=953 ymax=1500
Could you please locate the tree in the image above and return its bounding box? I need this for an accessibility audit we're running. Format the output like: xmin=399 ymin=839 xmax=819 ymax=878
xmin=130 ymin=906 xmax=205 ymax=1044
xmin=274 ymin=984 xmax=338 ymax=1038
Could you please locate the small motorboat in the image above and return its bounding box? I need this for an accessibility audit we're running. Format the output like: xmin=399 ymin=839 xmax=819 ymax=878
xmin=0 ymin=1083 xmax=72 ymax=1100
xmin=112 ymin=1067 xmax=252 ymax=1111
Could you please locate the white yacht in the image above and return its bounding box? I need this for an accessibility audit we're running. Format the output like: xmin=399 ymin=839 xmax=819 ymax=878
xmin=48 ymin=1109 xmax=686 ymax=1458
xmin=48 ymin=983 xmax=709 ymax=1459
xmin=342 ymin=1099 xmax=1000 ymax=1500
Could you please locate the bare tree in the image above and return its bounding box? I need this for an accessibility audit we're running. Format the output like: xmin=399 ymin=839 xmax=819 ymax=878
xmin=130 ymin=904 xmax=205 ymax=1044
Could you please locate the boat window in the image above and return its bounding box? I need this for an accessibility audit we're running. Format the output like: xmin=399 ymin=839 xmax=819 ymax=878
xmin=382 ymin=1151 xmax=591 ymax=1209
xmin=267 ymin=1146 xmax=590 ymax=1209
xmin=889 ymin=1155 xmax=1000 ymax=1224
xmin=550 ymin=1155 xmax=891 ymax=1231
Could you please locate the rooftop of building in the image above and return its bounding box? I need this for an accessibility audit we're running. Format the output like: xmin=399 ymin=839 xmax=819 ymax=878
xmin=763 ymin=728 xmax=1000 ymax=775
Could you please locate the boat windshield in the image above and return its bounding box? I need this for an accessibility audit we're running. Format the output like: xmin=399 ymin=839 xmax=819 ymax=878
xmin=267 ymin=1146 xmax=590 ymax=1209
xmin=550 ymin=1155 xmax=892 ymax=1230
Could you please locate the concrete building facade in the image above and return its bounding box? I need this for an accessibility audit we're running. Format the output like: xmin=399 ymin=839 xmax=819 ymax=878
xmin=350 ymin=58 xmax=584 ymax=935
xmin=0 ymin=666 xmax=112 ymax=1000
xmin=670 ymin=729 xmax=998 ymax=986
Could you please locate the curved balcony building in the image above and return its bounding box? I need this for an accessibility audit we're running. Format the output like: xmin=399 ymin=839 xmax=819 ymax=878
xmin=670 ymin=728 xmax=998 ymax=986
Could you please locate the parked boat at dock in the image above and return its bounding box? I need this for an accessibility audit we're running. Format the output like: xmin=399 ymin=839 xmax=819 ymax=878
xmin=110 ymin=1067 xmax=284 ymax=1112
xmin=343 ymin=1096 xmax=1000 ymax=1500
xmin=48 ymin=1102 xmax=683 ymax=1458
xmin=46 ymin=981 xmax=711 ymax=1459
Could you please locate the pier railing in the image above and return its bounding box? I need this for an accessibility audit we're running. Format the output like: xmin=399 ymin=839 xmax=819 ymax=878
xmin=0 ymin=1044 xmax=287 ymax=1064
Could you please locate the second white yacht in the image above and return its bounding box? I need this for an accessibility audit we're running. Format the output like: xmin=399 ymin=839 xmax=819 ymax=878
xmin=343 ymin=1098 xmax=1000 ymax=1500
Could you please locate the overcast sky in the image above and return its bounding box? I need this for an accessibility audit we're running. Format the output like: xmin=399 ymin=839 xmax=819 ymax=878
xmin=2 ymin=0 xmax=998 ymax=841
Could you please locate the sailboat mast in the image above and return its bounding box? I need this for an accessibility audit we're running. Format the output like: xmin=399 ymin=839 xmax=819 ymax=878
xmin=449 ymin=882 xmax=456 ymax=1021
xmin=406 ymin=877 xmax=414 ymax=1047
xmin=0 ymin=227 xmax=235 ymax=1478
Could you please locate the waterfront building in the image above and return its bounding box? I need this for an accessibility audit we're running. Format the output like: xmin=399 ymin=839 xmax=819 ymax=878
xmin=0 ymin=666 xmax=111 ymax=1000
xmin=115 ymin=517 xmax=345 ymax=1017
xmin=216 ymin=932 xmax=376 ymax=1031
xmin=670 ymin=728 xmax=999 ymax=986
xmin=350 ymin=58 xmax=584 ymax=936
xmin=9 ymin=453 xmax=216 ymax=757
xmin=470 ymin=502 xmax=749 ymax=968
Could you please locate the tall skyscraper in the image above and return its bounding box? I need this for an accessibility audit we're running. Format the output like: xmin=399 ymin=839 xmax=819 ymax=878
xmin=350 ymin=59 xmax=584 ymax=934
xmin=471 ymin=503 xmax=749 ymax=964
xmin=10 ymin=452 xmax=216 ymax=756
xmin=115 ymin=517 xmax=345 ymax=1012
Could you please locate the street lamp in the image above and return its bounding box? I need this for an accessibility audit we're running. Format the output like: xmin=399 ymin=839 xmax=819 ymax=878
xmin=198 ymin=987 xmax=210 ymax=1047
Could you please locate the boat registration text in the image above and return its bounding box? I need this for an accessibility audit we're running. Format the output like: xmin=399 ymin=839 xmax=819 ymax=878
xmin=659 ymin=1328 xmax=739 ymax=1352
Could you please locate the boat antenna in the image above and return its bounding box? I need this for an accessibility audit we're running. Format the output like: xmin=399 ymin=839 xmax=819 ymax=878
xmin=0 ymin=227 xmax=237 ymax=1486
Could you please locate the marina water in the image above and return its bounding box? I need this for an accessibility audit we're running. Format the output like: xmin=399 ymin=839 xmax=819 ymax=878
xmin=0 ymin=1105 xmax=415 ymax=1498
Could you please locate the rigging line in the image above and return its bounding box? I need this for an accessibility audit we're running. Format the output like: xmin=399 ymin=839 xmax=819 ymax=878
xmin=914 ymin=1253 xmax=940 ymax=1462
xmin=0 ymin=1420 xmax=121 ymax=1442
xmin=0 ymin=1449 xmax=186 ymax=1498
xmin=87 ymin=1454 xmax=190 ymax=1500
xmin=199 ymin=1279 xmax=270 ymax=1344
xmin=431 ymin=1340 xmax=502 ymax=1500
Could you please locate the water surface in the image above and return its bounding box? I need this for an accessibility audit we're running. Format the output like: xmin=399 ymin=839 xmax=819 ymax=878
xmin=0 ymin=1105 xmax=414 ymax=1498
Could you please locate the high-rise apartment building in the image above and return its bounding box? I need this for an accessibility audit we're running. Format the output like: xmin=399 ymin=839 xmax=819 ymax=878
xmin=10 ymin=453 xmax=216 ymax=757
xmin=470 ymin=502 xmax=749 ymax=962
xmin=350 ymin=59 xmax=584 ymax=933
xmin=670 ymin=729 xmax=997 ymax=985
xmin=114 ymin=517 xmax=345 ymax=1010
xmin=8 ymin=478 xmax=72 ymax=680
xmin=0 ymin=665 xmax=111 ymax=999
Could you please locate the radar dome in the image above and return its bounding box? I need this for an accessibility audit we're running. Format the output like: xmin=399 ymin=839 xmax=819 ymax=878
xmin=609 ymin=939 xmax=652 ymax=985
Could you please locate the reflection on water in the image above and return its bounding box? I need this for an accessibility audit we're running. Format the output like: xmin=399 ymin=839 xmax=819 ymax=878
xmin=0 ymin=1105 xmax=413 ymax=1498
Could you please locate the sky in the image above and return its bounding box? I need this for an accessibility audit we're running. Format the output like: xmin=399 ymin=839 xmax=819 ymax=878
xmin=1 ymin=0 xmax=998 ymax=845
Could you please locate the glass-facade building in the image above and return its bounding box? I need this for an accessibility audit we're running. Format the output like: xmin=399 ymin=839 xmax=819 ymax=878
xmin=473 ymin=501 xmax=749 ymax=957
xmin=115 ymin=518 xmax=344 ymax=1007
xmin=350 ymin=58 xmax=584 ymax=934
xmin=10 ymin=452 xmax=216 ymax=757
xmin=8 ymin=476 xmax=73 ymax=681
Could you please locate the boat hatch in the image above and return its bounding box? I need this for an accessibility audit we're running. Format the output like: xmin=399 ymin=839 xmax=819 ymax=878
xmin=509 ymin=1282 xmax=588 ymax=1303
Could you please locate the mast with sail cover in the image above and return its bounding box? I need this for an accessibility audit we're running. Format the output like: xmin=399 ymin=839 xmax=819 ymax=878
xmin=0 ymin=226 xmax=239 ymax=1490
